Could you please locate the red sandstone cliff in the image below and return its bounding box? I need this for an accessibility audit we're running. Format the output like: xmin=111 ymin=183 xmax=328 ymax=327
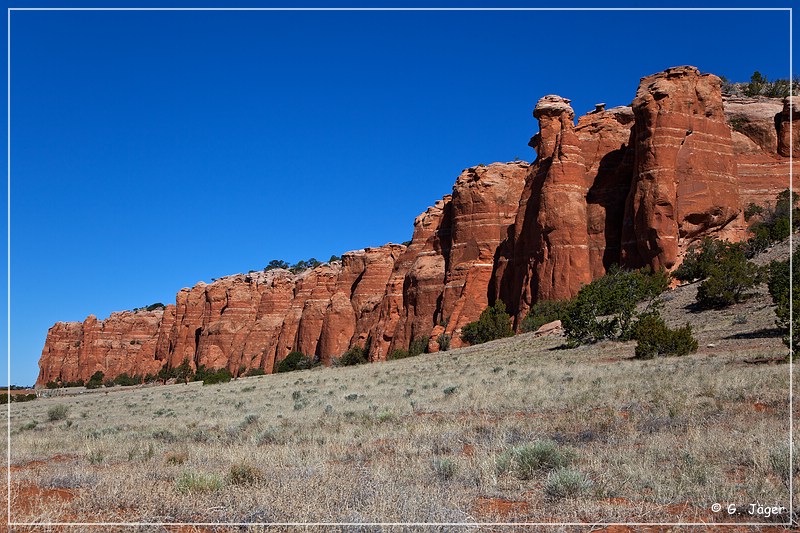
xmin=37 ymin=66 xmax=795 ymax=386
xmin=622 ymin=66 xmax=743 ymax=270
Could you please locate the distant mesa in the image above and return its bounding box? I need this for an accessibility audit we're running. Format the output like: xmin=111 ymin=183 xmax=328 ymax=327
xmin=37 ymin=66 xmax=796 ymax=387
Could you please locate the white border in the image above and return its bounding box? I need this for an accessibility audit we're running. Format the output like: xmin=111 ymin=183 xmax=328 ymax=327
xmin=5 ymin=5 xmax=795 ymax=529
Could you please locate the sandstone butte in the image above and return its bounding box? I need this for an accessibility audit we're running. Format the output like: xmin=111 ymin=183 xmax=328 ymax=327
xmin=36 ymin=66 xmax=797 ymax=387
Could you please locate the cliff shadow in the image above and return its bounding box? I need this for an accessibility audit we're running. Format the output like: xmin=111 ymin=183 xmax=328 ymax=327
xmin=586 ymin=145 xmax=633 ymax=272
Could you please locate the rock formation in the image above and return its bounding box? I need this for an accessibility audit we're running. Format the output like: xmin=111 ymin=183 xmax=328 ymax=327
xmin=38 ymin=310 xmax=167 ymax=386
xmin=37 ymin=66 xmax=795 ymax=387
xmin=622 ymin=66 xmax=742 ymax=271
xmin=438 ymin=163 xmax=528 ymax=348
xmin=778 ymin=96 xmax=799 ymax=158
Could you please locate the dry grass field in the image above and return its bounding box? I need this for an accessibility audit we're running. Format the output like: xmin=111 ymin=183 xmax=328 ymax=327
xmin=3 ymin=244 xmax=797 ymax=532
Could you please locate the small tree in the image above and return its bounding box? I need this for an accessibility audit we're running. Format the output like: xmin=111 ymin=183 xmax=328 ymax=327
xmin=113 ymin=373 xmax=136 ymax=386
xmin=437 ymin=333 xmax=451 ymax=352
xmin=339 ymin=346 xmax=368 ymax=366
xmin=768 ymin=248 xmax=799 ymax=358
xmin=632 ymin=313 xmax=698 ymax=359
xmin=408 ymin=336 xmax=429 ymax=357
xmin=694 ymin=242 xmax=760 ymax=309
xmin=520 ymin=300 xmax=569 ymax=333
xmin=201 ymin=367 xmax=233 ymax=385
xmin=745 ymin=71 xmax=768 ymax=96
xmin=674 ymin=237 xmax=728 ymax=282
xmin=276 ymin=351 xmax=313 ymax=373
xmin=85 ymin=371 xmax=105 ymax=389
xmin=460 ymin=300 xmax=514 ymax=345
xmin=562 ymin=267 xmax=669 ymax=345
xmin=264 ymin=259 xmax=289 ymax=271
xmin=174 ymin=358 xmax=193 ymax=384
xmin=745 ymin=189 xmax=798 ymax=256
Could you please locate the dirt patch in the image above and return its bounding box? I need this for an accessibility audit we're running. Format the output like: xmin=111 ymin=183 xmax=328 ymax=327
xmin=11 ymin=482 xmax=76 ymax=517
xmin=594 ymin=527 xmax=666 ymax=533
xmin=474 ymin=496 xmax=529 ymax=517
xmin=165 ymin=527 xmax=220 ymax=533
xmin=10 ymin=454 xmax=76 ymax=472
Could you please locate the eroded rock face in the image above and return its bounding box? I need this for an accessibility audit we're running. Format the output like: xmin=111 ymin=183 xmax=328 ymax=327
xmin=37 ymin=247 xmax=406 ymax=386
xmin=38 ymin=310 xmax=166 ymax=385
xmin=577 ymin=106 xmax=635 ymax=279
xmin=723 ymin=96 xmax=783 ymax=154
xmin=623 ymin=66 xmax=742 ymax=270
xmin=496 ymin=96 xmax=593 ymax=320
xmin=38 ymin=66 xmax=795 ymax=386
xmin=368 ymin=197 xmax=452 ymax=359
xmin=778 ymin=96 xmax=799 ymax=158
xmin=440 ymin=163 xmax=527 ymax=347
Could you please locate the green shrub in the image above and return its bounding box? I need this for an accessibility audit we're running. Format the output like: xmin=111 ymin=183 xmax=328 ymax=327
xmin=742 ymin=71 xmax=794 ymax=98
xmin=437 ymin=333 xmax=451 ymax=352
xmin=288 ymin=258 xmax=322 ymax=274
xmin=544 ymin=467 xmax=591 ymax=499
xmin=674 ymin=237 xmax=728 ymax=282
xmin=744 ymin=202 xmax=765 ymax=221
xmin=746 ymin=224 xmax=773 ymax=257
xmin=745 ymin=189 xmax=798 ymax=257
xmin=228 ymin=463 xmax=263 ymax=485
xmin=388 ymin=348 xmax=410 ymax=360
xmin=632 ymin=313 xmax=698 ymax=359
xmin=47 ymin=405 xmax=69 ymax=422
xmin=768 ymin=248 xmax=799 ymax=357
xmin=244 ymin=368 xmax=265 ymax=377
xmin=461 ymin=300 xmax=514 ymax=345
xmin=386 ymin=335 xmax=429 ymax=360
xmin=339 ymin=346 xmax=368 ymax=367
xmin=695 ymin=243 xmax=760 ymax=309
xmin=85 ymin=371 xmax=105 ymax=389
xmin=257 ymin=427 xmax=285 ymax=446
xmin=562 ymin=267 xmax=668 ymax=345
xmin=113 ymin=373 xmax=135 ymax=386
xmin=264 ymin=259 xmax=289 ymax=271
xmin=431 ymin=458 xmax=457 ymax=481
xmin=44 ymin=378 xmax=85 ymax=389
xmin=173 ymin=358 xmax=193 ymax=383
xmin=675 ymin=237 xmax=761 ymax=308
xmin=496 ymin=440 xmax=571 ymax=480
xmin=275 ymin=351 xmax=313 ymax=373
xmin=768 ymin=442 xmax=800 ymax=487
xmin=745 ymin=71 xmax=768 ymax=96
xmin=145 ymin=302 xmax=165 ymax=311
xmin=201 ymin=368 xmax=233 ymax=385
xmin=175 ymin=471 xmax=224 ymax=494
xmin=0 ymin=393 xmax=36 ymax=404
xmin=152 ymin=429 xmax=177 ymax=442
xmin=158 ymin=365 xmax=177 ymax=381
xmin=408 ymin=336 xmax=429 ymax=357
xmin=520 ymin=299 xmax=569 ymax=333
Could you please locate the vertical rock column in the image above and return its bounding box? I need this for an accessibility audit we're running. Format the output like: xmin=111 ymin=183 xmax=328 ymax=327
xmin=623 ymin=66 xmax=741 ymax=270
xmin=778 ymin=95 xmax=799 ymax=158
xmin=440 ymin=162 xmax=527 ymax=347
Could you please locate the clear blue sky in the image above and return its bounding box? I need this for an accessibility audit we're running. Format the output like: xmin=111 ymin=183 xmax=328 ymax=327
xmin=3 ymin=2 xmax=795 ymax=386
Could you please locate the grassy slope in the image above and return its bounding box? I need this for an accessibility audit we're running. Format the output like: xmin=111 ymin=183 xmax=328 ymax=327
xmin=3 ymin=241 xmax=796 ymax=529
